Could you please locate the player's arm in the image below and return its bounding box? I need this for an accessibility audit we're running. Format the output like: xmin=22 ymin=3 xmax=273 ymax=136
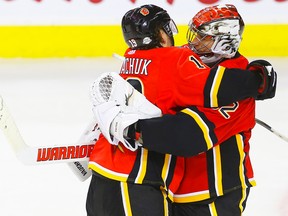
xmin=135 ymin=101 xmax=254 ymax=157
xmin=137 ymin=107 xmax=217 ymax=157
xmin=203 ymin=66 xmax=260 ymax=107
xmin=177 ymin=56 xmax=277 ymax=108
xmin=203 ymin=60 xmax=276 ymax=107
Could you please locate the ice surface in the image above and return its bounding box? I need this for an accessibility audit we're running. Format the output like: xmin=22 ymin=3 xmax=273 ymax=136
xmin=0 ymin=57 xmax=287 ymax=216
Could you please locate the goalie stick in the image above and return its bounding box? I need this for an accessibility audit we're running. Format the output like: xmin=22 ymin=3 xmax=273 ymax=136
xmin=112 ymin=53 xmax=125 ymax=61
xmin=256 ymin=118 xmax=288 ymax=143
xmin=0 ymin=95 xmax=98 ymax=181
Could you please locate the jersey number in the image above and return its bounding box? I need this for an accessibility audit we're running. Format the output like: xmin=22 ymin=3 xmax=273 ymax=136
xmin=189 ymin=56 xmax=206 ymax=69
xmin=217 ymin=102 xmax=239 ymax=119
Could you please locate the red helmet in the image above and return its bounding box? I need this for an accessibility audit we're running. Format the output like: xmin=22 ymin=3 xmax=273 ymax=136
xmin=187 ymin=4 xmax=245 ymax=66
xmin=192 ymin=4 xmax=244 ymax=36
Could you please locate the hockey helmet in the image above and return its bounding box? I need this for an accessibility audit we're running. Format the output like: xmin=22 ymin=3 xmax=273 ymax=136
xmin=122 ymin=4 xmax=178 ymax=49
xmin=187 ymin=4 xmax=245 ymax=66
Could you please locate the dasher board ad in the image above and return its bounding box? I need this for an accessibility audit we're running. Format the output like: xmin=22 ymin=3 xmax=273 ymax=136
xmin=0 ymin=0 xmax=287 ymax=25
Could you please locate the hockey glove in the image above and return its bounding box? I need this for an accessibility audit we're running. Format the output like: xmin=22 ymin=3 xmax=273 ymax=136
xmin=90 ymin=72 xmax=133 ymax=144
xmin=92 ymin=101 xmax=121 ymax=144
xmin=109 ymin=89 xmax=161 ymax=151
xmin=109 ymin=108 xmax=143 ymax=151
xmin=90 ymin=72 xmax=133 ymax=107
xmin=247 ymin=60 xmax=277 ymax=100
xmin=90 ymin=72 xmax=161 ymax=149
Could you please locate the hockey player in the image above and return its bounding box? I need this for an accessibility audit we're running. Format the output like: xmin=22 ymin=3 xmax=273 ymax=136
xmin=121 ymin=5 xmax=276 ymax=215
xmin=86 ymin=4 xmax=276 ymax=216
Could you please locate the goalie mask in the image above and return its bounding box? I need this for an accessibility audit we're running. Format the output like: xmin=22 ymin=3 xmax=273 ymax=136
xmin=122 ymin=4 xmax=178 ymax=49
xmin=186 ymin=4 xmax=244 ymax=66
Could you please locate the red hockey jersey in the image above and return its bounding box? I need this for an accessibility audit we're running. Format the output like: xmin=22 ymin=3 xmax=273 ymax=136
xmin=137 ymin=53 xmax=256 ymax=202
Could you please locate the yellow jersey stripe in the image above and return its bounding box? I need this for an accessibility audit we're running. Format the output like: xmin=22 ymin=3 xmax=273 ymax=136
xmin=181 ymin=108 xmax=214 ymax=150
xmin=161 ymin=154 xmax=172 ymax=190
xmin=236 ymin=134 xmax=247 ymax=213
xmin=88 ymin=162 xmax=128 ymax=182
xmin=161 ymin=187 xmax=169 ymax=216
xmin=209 ymin=202 xmax=219 ymax=216
xmin=120 ymin=182 xmax=133 ymax=216
xmin=135 ymin=148 xmax=148 ymax=184
xmin=173 ymin=190 xmax=210 ymax=203
xmin=211 ymin=66 xmax=225 ymax=107
xmin=213 ymin=145 xmax=223 ymax=196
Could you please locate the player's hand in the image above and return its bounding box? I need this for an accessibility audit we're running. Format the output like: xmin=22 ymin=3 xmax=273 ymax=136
xmin=247 ymin=60 xmax=277 ymax=100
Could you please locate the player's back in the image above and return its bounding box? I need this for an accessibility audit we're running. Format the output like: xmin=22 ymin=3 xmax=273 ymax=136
xmin=121 ymin=46 xmax=210 ymax=114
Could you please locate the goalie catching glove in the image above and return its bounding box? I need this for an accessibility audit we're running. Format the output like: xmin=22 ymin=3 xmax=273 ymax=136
xmin=90 ymin=72 xmax=161 ymax=150
xmin=247 ymin=60 xmax=277 ymax=100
